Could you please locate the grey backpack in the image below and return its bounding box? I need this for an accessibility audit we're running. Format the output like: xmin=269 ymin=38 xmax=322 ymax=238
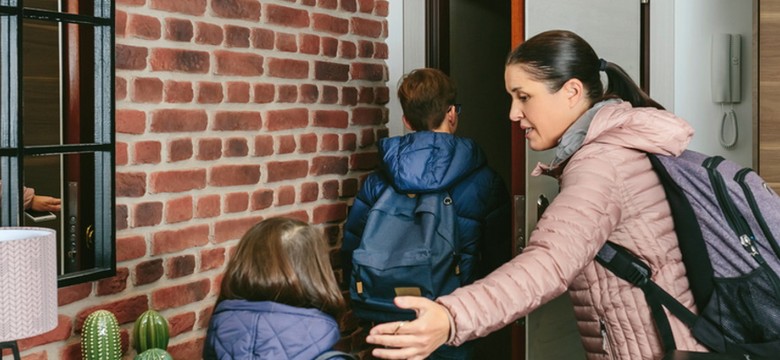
xmin=597 ymin=150 xmax=780 ymax=357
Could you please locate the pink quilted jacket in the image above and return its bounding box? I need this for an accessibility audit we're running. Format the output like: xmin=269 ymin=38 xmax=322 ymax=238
xmin=438 ymin=102 xmax=709 ymax=359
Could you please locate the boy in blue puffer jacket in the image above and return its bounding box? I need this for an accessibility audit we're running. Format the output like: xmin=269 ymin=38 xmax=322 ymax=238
xmin=204 ymin=217 xmax=355 ymax=360
xmin=342 ymin=68 xmax=511 ymax=360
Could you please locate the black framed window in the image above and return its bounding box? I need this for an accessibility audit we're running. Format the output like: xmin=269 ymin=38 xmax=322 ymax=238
xmin=0 ymin=0 xmax=115 ymax=287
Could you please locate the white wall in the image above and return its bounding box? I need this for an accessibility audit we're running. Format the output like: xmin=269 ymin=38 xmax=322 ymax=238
xmin=386 ymin=0 xmax=426 ymax=137
xmin=651 ymin=0 xmax=753 ymax=167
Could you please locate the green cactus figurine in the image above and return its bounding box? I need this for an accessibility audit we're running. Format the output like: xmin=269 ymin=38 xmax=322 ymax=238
xmin=133 ymin=309 xmax=170 ymax=353
xmin=134 ymin=348 xmax=174 ymax=360
xmin=81 ymin=309 xmax=122 ymax=360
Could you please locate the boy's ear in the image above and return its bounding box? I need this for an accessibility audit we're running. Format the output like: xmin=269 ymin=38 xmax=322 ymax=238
xmin=402 ymin=116 xmax=414 ymax=131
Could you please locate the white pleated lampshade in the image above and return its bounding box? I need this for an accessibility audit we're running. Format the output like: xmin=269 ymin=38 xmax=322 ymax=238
xmin=0 ymin=227 xmax=58 ymax=342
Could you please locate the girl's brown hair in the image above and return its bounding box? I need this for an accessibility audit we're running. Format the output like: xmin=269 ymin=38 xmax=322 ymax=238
xmin=218 ymin=217 xmax=346 ymax=319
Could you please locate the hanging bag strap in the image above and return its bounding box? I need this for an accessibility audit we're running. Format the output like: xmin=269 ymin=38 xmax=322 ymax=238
xmin=595 ymin=241 xmax=727 ymax=353
xmin=313 ymin=350 xmax=358 ymax=360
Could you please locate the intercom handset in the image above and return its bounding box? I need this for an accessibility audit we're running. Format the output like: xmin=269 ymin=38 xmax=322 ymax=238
xmin=711 ymin=33 xmax=741 ymax=148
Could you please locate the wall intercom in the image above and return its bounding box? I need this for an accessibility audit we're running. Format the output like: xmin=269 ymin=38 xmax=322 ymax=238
xmin=711 ymin=33 xmax=741 ymax=148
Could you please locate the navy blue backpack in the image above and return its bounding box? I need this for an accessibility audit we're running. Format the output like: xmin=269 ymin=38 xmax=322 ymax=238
xmin=596 ymin=150 xmax=780 ymax=357
xmin=349 ymin=186 xmax=468 ymax=323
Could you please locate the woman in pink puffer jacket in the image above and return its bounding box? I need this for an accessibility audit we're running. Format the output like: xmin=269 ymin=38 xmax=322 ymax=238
xmin=364 ymin=29 xmax=709 ymax=360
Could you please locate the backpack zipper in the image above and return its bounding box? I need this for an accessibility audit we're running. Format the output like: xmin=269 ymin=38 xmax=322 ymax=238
xmin=705 ymin=157 xmax=780 ymax=293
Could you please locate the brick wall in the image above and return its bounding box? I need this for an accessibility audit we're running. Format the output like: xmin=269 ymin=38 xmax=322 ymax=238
xmin=16 ymin=0 xmax=389 ymax=358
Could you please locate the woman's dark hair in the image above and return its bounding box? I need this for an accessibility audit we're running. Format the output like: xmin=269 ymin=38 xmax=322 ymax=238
xmin=218 ymin=217 xmax=346 ymax=320
xmin=505 ymin=30 xmax=663 ymax=110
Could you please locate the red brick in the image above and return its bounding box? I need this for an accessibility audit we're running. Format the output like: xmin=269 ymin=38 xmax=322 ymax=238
xmin=342 ymin=177 xmax=359 ymax=198
xmin=375 ymin=85 xmax=389 ymax=104
xmin=75 ymin=295 xmax=148 ymax=329
xmin=341 ymin=0 xmax=357 ymax=12
xmin=117 ymin=235 xmax=146 ymax=262
xmin=200 ymin=247 xmax=225 ymax=271
xmin=266 ymin=160 xmax=308 ymax=182
xmin=212 ymin=0 xmax=261 ymax=21
xmin=299 ymin=133 xmax=317 ymax=153
xmin=357 ymin=39 xmax=373 ymax=58
xmin=116 ymin=44 xmax=148 ymax=70
xmin=277 ymin=134 xmax=296 ymax=154
xmin=116 ymin=10 xmax=128 ymax=38
xmin=350 ymin=151 xmax=379 ymax=171
xmin=116 ymin=172 xmax=147 ymax=197
xmin=127 ymin=14 xmax=161 ymax=40
xmin=150 ymin=48 xmax=210 ymax=73
xmin=275 ymin=32 xmax=297 ymax=52
xmin=166 ymin=254 xmax=196 ymax=279
xmin=351 ymin=107 xmax=384 ymax=126
xmin=225 ymin=25 xmax=250 ymax=47
xmin=151 ymin=0 xmax=207 ymax=15
xmin=18 ymin=315 xmax=72 ymax=350
xmin=322 ymin=85 xmax=339 ymax=104
xmin=152 ymin=224 xmax=210 ymax=255
xmin=342 ymin=132 xmax=357 ymax=151
xmin=315 ymin=61 xmax=349 ymax=81
xmin=251 ymin=28 xmax=274 ymax=49
xmin=152 ymin=279 xmax=211 ymax=311
xmin=319 ymin=0 xmax=337 ymax=9
xmin=210 ymin=165 xmax=260 ymax=186
xmin=277 ymin=210 xmax=308 ymax=223
xmin=196 ymin=195 xmax=221 ymax=218
xmin=360 ymin=127 xmax=376 ymax=147
xmin=199 ymin=305 xmax=215 ymax=330
xmin=59 ymin=341 xmax=80 ymax=360
xmin=18 ymin=350 xmax=47 ymax=360
xmin=300 ymin=83 xmax=318 ymax=103
xmin=197 ymin=138 xmax=222 ymax=161
xmin=167 ymin=337 xmax=204 ymax=360
xmin=311 ymin=156 xmax=348 ymax=176
xmin=320 ymin=133 xmax=339 ymax=151
xmin=268 ymin=58 xmax=308 ymax=79
xmin=322 ymin=179 xmax=339 ymax=200
xmin=96 ymin=267 xmax=129 ymax=296
xmin=253 ymin=83 xmax=275 ymax=103
xmin=341 ymin=86 xmax=358 ymax=106
xmin=375 ymin=0 xmax=388 ymax=16
xmin=164 ymin=18 xmax=194 ymax=42
xmin=301 ymin=182 xmax=319 ymax=202
xmin=116 ymin=76 xmax=128 ymax=100
xmin=351 ymin=17 xmax=383 ymax=38
xmin=215 ymin=217 xmax=262 ymax=243
xmin=197 ymin=81 xmax=224 ymax=103
xmin=117 ymin=142 xmax=129 ymax=165
xmin=352 ymin=63 xmax=386 ymax=82
xmin=165 ymin=196 xmax=193 ymax=223
xmin=341 ymin=40 xmax=357 ymax=59
xmin=150 ymin=169 xmax=206 ymax=193
xmin=321 ymin=36 xmax=338 ymax=57
xmin=133 ymin=201 xmax=163 ymax=227
xmin=254 ymin=135 xmax=274 ymax=156
xmin=358 ymin=86 xmax=374 ymax=104
xmin=132 ymin=77 xmax=163 ymax=103
xmin=169 ymin=137 xmax=193 ymax=162
xmin=313 ymin=202 xmax=348 ymax=224
xmin=276 ymin=185 xmax=295 ymax=206
xmin=116 ymin=109 xmax=146 ymax=134
xmin=135 ymin=259 xmax=164 ymax=285
xmin=133 ymin=140 xmax=161 ymax=164
xmin=374 ymin=41 xmax=388 ymax=60
xmin=251 ymin=189 xmax=274 ymax=210
xmin=313 ymin=13 xmax=349 ymax=35
xmin=278 ymin=84 xmax=297 ymax=103
xmin=195 ymin=21 xmax=223 ymax=45
xmin=266 ymin=4 xmax=309 ymax=28
xmin=150 ymin=109 xmax=208 ymax=132
xmin=224 ymin=138 xmax=248 ymax=157
xmin=117 ymin=204 xmax=129 ymax=230
xmin=226 ymin=82 xmax=250 ymax=103
xmin=58 ymin=283 xmax=92 ymax=306
xmin=164 ymin=80 xmax=193 ymax=103
xmin=224 ymin=192 xmax=249 ymax=213
xmin=358 ymin=0 xmax=374 ymax=14
xmin=266 ymin=108 xmax=308 ymax=131
xmin=314 ymin=110 xmax=348 ymax=128
xmin=168 ymin=312 xmax=196 ymax=338
xmin=214 ymin=111 xmax=261 ymax=130
xmin=214 ymin=50 xmax=263 ymax=76
xmin=300 ymin=33 xmax=319 ymax=55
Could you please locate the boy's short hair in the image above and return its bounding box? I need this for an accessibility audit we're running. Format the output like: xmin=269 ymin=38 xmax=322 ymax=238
xmin=398 ymin=68 xmax=457 ymax=131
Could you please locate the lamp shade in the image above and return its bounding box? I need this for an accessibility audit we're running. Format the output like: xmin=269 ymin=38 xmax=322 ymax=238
xmin=0 ymin=227 xmax=58 ymax=342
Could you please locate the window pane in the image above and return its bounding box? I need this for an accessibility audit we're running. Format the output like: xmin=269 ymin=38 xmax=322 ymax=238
xmin=23 ymin=0 xmax=94 ymax=16
xmin=22 ymin=19 xmax=95 ymax=146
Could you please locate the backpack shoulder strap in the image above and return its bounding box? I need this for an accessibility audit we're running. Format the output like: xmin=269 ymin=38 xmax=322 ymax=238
xmin=313 ymin=350 xmax=358 ymax=360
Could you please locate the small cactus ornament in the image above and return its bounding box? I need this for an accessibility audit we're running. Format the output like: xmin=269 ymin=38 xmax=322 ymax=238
xmin=133 ymin=309 xmax=170 ymax=353
xmin=134 ymin=348 xmax=174 ymax=360
xmin=81 ymin=310 xmax=122 ymax=360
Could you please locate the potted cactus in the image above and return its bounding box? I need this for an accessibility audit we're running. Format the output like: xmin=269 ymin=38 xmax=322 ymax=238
xmin=134 ymin=348 xmax=174 ymax=360
xmin=81 ymin=309 xmax=122 ymax=360
xmin=133 ymin=309 xmax=170 ymax=353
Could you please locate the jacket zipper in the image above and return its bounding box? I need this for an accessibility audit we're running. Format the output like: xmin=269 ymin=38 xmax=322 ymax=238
xmin=599 ymin=319 xmax=616 ymax=360
xmin=705 ymin=157 xmax=780 ymax=296
xmin=734 ymin=168 xmax=780 ymax=297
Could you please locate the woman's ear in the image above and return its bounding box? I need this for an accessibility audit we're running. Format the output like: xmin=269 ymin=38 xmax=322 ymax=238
xmin=562 ymin=78 xmax=585 ymax=107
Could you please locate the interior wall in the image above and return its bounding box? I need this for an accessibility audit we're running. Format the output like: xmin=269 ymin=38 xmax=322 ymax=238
xmin=651 ymin=0 xmax=753 ymax=167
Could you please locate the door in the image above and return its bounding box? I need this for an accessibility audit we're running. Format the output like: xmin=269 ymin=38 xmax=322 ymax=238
xmin=516 ymin=1 xmax=643 ymax=359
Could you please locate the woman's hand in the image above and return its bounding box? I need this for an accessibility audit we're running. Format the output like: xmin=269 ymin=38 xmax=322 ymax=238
xmin=366 ymin=296 xmax=452 ymax=360
xmin=31 ymin=195 xmax=61 ymax=212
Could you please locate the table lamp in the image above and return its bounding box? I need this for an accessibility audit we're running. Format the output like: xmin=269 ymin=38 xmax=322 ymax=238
xmin=0 ymin=227 xmax=58 ymax=360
